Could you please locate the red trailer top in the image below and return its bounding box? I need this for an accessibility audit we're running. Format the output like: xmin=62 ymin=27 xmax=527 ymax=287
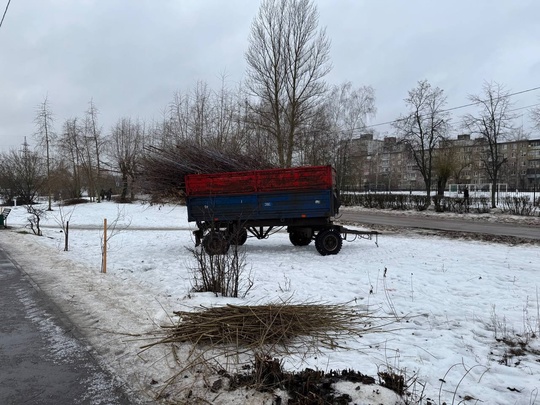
xmin=185 ymin=165 xmax=335 ymax=196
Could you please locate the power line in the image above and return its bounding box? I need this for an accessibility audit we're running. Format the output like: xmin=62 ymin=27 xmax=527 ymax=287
xmin=365 ymin=85 xmax=540 ymax=130
xmin=509 ymin=102 xmax=540 ymax=113
xmin=0 ymin=0 xmax=12 ymax=29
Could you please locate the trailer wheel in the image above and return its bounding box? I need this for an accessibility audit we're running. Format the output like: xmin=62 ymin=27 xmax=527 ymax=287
xmin=202 ymin=232 xmax=230 ymax=255
xmin=230 ymin=228 xmax=248 ymax=246
xmin=289 ymin=232 xmax=312 ymax=246
xmin=315 ymin=229 xmax=343 ymax=256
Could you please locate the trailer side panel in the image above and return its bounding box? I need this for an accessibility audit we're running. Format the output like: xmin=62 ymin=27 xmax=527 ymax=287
xmin=186 ymin=190 xmax=333 ymax=222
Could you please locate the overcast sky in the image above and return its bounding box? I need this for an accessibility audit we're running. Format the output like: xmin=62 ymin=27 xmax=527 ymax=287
xmin=1 ymin=0 xmax=539 ymax=152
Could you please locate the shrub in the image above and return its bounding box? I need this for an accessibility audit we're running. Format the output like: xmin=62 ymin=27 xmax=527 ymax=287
xmin=189 ymin=244 xmax=253 ymax=298
xmin=500 ymin=196 xmax=538 ymax=216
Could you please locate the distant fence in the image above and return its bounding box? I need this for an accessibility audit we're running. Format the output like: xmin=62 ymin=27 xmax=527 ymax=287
xmin=448 ymin=183 xmax=508 ymax=194
xmin=340 ymin=190 xmax=540 ymax=216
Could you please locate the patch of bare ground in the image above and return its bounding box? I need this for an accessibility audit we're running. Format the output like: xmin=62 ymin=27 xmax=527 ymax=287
xmin=417 ymin=229 xmax=539 ymax=245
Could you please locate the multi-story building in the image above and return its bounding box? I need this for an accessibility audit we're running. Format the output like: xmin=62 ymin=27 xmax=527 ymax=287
xmin=349 ymin=133 xmax=540 ymax=192
xmin=527 ymin=139 xmax=540 ymax=188
xmin=349 ymin=133 xmax=419 ymax=191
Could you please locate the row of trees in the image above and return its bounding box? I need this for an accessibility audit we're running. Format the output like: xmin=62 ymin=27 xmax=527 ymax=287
xmin=1 ymin=0 xmax=539 ymax=209
xmin=0 ymin=81 xmax=376 ymax=206
xmin=393 ymin=79 xmax=538 ymax=208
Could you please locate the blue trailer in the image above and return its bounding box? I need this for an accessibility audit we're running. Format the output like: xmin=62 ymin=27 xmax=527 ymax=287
xmin=185 ymin=166 xmax=378 ymax=255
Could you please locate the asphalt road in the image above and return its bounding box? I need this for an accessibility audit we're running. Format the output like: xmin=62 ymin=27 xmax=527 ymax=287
xmin=0 ymin=248 xmax=135 ymax=405
xmin=339 ymin=209 xmax=540 ymax=241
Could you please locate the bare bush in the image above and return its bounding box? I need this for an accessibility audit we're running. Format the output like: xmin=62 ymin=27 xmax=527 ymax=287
xmin=188 ymin=244 xmax=252 ymax=298
xmin=26 ymin=204 xmax=46 ymax=236
xmin=500 ymin=195 xmax=538 ymax=216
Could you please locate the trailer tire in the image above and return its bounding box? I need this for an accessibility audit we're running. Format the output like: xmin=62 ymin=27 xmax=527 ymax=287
xmin=203 ymin=232 xmax=230 ymax=255
xmin=315 ymin=229 xmax=342 ymax=256
xmin=230 ymin=228 xmax=248 ymax=246
xmin=289 ymin=232 xmax=312 ymax=246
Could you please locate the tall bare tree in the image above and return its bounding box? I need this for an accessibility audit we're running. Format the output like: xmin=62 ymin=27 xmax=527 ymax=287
xmin=83 ymin=100 xmax=104 ymax=201
xmin=107 ymin=118 xmax=145 ymax=201
xmin=463 ymin=81 xmax=516 ymax=208
xmin=245 ymin=0 xmax=331 ymax=167
xmin=58 ymin=118 xmax=83 ymax=198
xmin=394 ymin=80 xmax=450 ymax=206
xmin=34 ymin=96 xmax=55 ymax=210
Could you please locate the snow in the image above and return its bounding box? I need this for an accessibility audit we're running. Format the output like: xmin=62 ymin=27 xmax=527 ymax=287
xmin=1 ymin=201 xmax=539 ymax=404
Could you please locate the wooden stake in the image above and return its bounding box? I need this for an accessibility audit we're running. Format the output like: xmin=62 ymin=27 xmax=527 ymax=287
xmin=102 ymin=218 xmax=107 ymax=273
xmin=64 ymin=221 xmax=69 ymax=251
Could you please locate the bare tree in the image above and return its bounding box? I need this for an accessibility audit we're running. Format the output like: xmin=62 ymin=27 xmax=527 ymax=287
xmin=56 ymin=112 xmax=101 ymax=201
xmin=209 ymin=73 xmax=236 ymax=150
xmin=530 ymin=101 xmax=540 ymax=133
xmin=58 ymin=118 xmax=83 ymax=198
xmin=107 ymin=118 xmax=145 ymax=201
xmin=228 ymin=83 xmax=255 ymax=154
xmin=322 ymin=82 xmax=376 ymax=189
xmin=463 ymin=81 xmax=516 ymax=208
xmin=245 ymin=0 xmax=332 ymax=167
xmin=34 ymin=96 xmax=55 ymax=210
xmin=165 ymin=90 xmax=190 ymax=146
xmin=189 ymin=81 xmax=213 ymax=146
xmin=0 ymin=140 xmax=45 ymax=205
xmin=83 ymin=100 xmax=104 ymax=202
xmin=297 ymin=82 xmax=376 ymax=189
xmin=433 ymin=143 xmax=459 ymax=196
xmin=297 ymin=106 xmax=333 ymax=167
xmin=394 ymin=80 xmax=450 ymax=206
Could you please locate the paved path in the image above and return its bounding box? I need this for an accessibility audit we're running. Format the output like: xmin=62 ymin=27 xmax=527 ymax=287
xmin=339 ymin=209 xmax=540 ymax=240
xmin=0 ymin=248 xmax=135 ymax=405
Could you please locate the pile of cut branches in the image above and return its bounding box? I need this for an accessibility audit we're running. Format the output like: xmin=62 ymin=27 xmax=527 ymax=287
xmin=139 ymin=142 xmax=274 ymax=201
xmin=144 ymin=302 xmax=383 ymax=352
xmin=141 ymin=303 xmax=400 ymax=403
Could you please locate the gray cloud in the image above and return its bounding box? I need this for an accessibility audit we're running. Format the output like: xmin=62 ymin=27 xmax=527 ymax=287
xmin=1 ymin=0 xmax=539 ymax=151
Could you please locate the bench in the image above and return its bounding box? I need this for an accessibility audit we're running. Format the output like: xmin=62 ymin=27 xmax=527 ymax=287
xmin=1 ymin=208 xmax=11 ymax=228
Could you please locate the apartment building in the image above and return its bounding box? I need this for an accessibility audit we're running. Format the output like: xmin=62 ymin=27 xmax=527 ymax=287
xmin=349 ymin=133 xmax=540 ymax=191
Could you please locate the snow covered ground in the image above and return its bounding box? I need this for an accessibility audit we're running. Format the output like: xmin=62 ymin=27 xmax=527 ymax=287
xmin=1 ymin=201 xmax=539 ymax=404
